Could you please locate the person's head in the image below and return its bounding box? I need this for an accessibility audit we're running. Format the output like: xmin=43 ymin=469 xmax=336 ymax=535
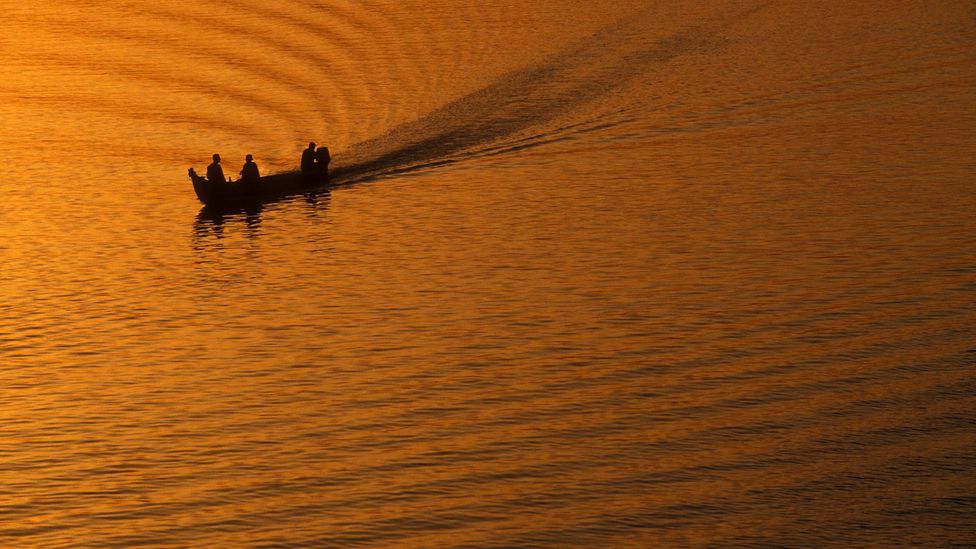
xmin=212 ymin=153 xmax=221 ymax=163
xmin=245 ymin=154 xmax=253 ymax=162
xmin=308 ymin=141 xmax=316 ymax=150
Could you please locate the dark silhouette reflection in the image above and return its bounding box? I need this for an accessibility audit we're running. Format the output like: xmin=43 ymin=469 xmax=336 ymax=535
xmin=302 ymin=189 xmax=332 ymax=215
xmin=192 ymin=190 xmax=331 ymax=245
xmin=193 ymin=200 xmax=264 ymax=241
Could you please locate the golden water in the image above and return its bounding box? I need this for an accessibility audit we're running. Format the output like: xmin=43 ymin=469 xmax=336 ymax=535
xmin=1 ymin=1 xmax=975 ymax=546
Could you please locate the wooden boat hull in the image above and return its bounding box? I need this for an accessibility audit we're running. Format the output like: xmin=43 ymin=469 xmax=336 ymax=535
xmin=189 ymin=168 xmax=326 ymax=206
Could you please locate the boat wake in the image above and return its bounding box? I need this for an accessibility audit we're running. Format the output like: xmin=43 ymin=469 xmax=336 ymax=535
xmin=327 ymin=2 xmax=772 ymax=185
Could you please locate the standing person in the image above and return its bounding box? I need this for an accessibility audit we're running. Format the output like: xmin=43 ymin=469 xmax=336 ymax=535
xmin=240 ymin=154 xmax=260 ymax=187
xmin=206 ymin=153 xmax=226 ymax=184
xmin=315 ymin=145 xmax=331 ymax=177
xmin=301 ymin=142 xmax=317 ymax=174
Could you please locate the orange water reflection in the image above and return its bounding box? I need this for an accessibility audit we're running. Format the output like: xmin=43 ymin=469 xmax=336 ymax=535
xmin=1 ymin=0 xmax=975 ymax=546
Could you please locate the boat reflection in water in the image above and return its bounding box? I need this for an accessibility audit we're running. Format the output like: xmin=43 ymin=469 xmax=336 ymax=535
xmin=193 ymin=201 xmax=263 ymax=241
xmin=192 ymin=189 xmax=332 ymax=243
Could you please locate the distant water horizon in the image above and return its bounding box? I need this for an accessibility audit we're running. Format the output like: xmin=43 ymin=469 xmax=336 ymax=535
xmin=1 ymin=1 xmax=974 ymax=546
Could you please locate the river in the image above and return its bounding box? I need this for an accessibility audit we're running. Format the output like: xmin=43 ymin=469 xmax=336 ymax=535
xmin=1 ymin=1 xmax=974 ymax=546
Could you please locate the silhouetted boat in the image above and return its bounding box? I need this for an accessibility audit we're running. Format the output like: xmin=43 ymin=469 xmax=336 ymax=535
xmin=189 ymin=168 xmax=326 ymax=206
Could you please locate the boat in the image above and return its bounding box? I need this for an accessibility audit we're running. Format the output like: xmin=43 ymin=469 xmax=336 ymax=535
xmin=189 ymin=168 xmax=327 ymax=206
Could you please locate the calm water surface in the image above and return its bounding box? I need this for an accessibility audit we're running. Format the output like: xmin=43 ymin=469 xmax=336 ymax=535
xmin=1 ymin=1 xmax=975 ymax=546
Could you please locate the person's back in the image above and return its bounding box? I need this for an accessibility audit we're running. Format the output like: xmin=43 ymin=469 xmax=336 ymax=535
xmin=315 ymin=145 xmax=331 ymax=176
xmin=240 ymin=154 xmax=260 ymax=184
xmin=206 ymin=153 xmax=225 ymax=184
xmin=301 ymin=142 xmax=316 ymax=173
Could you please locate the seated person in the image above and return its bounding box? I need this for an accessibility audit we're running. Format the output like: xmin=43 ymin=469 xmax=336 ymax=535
xmin=206 ymin=153 xmax=226 ymax=183
xmin=240 ymin=154 xmax=260 ymax=184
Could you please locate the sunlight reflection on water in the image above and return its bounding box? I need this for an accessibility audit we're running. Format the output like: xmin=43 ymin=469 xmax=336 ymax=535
xmin=0 ymin=0 xmax=975 ymax=546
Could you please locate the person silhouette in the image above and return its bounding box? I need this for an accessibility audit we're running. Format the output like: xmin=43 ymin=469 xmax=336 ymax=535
xmin=240 ymin=154 xmax=260 ymax=185
xmin=315 ymin=145 xmax=331 ymax=177
xmin=301 ymin=142 xmax=317 ymax=174
xmin=206 ymin=153 xmax=226 ymax=184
